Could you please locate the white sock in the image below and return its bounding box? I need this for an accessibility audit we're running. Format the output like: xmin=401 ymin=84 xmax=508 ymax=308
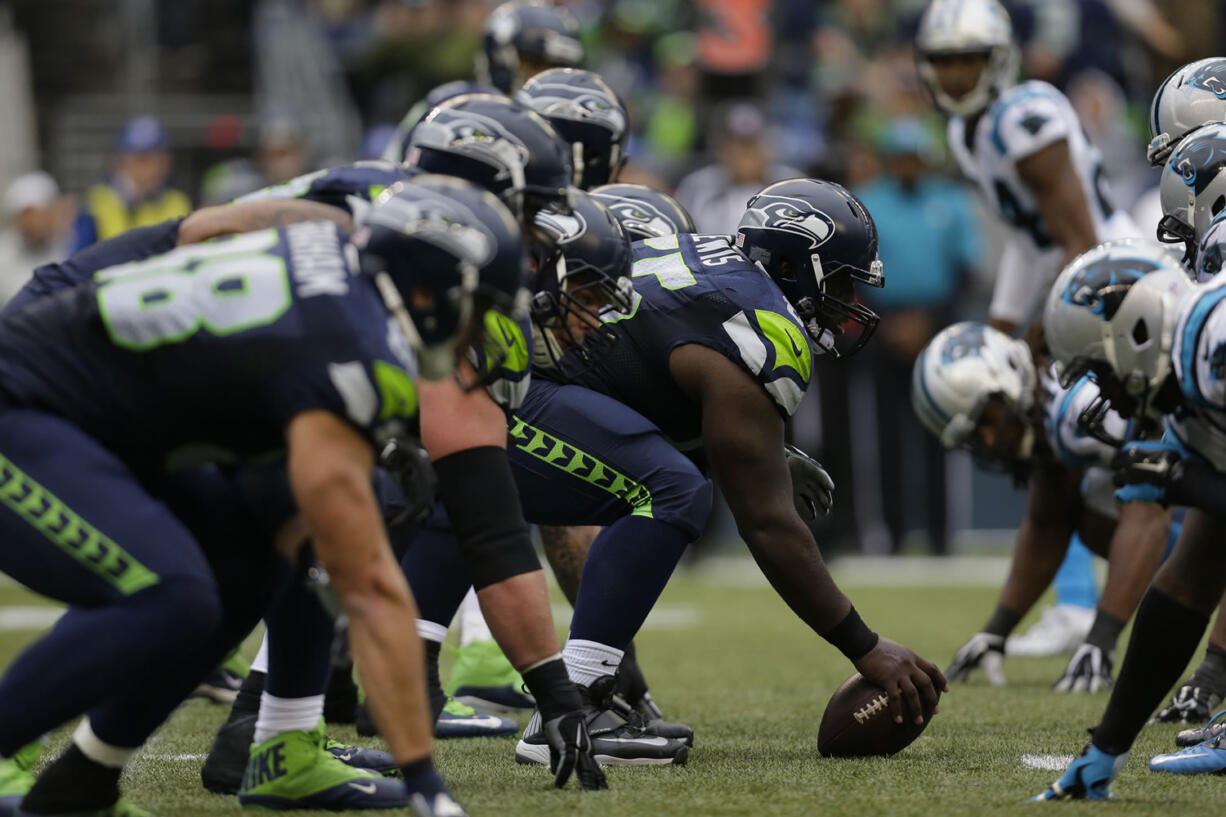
xmin=254 ymin=693 xmax=325 ymax=743
xmin=459 ymin=588 xmax=492 ymax=646
xmin=416 ymin=618 xmax=447 ymax=644
xmin=73 ymin=718 xmax=135 ymax=768
xmin=562 ymin=639 xmax=624 ymax=688
xmin=251 ymin=630 xmax=270 ymax=674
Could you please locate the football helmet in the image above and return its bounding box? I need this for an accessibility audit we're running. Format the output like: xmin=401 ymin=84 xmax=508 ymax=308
xmin=1043 ymin=238 xmax=1194 ymax=423
xmin=912 ymin=322 xmax=1037 ymax=452
xmin=405 ymin=94 xmax=574 ymax=225
xmin=736 ymin=178 xmax=884 ymax=358
xmin=590 ymin=183 xmax=696 ymax=240
xmin=914 ymin=0 xmax=1019 ymax=117
xmin=355 ymin=174 xmax=529 ymax=381
xmin=1158 ymin=123 xmax=1226 ymax=266
xmin=477 ymin=1 xmax=584 ymax=95
xmin=517 ymin=68 xmax=628 ymax=190
xmin=1196 ymin=210 xmax=1226 ymax=282
xmin=383 ymin=81 xmax=502 ymax=164
xmin=1148 ymin=58 xmax=1226 ymax=166
xmin=529 ymin=190 xmax=635 ymax=370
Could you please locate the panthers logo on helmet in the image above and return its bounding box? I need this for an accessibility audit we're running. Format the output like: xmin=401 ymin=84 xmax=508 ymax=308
xmin=939 ymin=324 xmax=987 ymax=365
xmin=370 ymin=193 xmax=496 ymax=266
xmin=1187 ymin=59 xmax=1226 ymax=100
xmin=1169 ymin=125 xmax=1226 ymax=194
xmin=604 ymin=200 xmax=673 ymax=237
xmin=742 ymin=195 xmax=836 ymax=249
xmin=1059 ymin=257 xmax=1162 ymax=320
xmin=534 ymin=209 xmax=588 ymax=244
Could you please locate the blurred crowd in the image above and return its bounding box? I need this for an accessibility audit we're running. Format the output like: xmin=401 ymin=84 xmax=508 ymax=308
xmin=2 ymin=0 xmax=1222 ymax=554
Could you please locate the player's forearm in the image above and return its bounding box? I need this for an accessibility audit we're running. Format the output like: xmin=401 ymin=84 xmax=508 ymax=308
xmin=475 ymin=571 xmax=563 ymax=669
xmin=998 ymin=514 xmax=1070 ymax=616
xmin=1096 ymin=503 xmax=1169 ymax=625
xmin=177 ymin=199 xmax=353 ymax=245
xmin=740 ymin=518 xmax=853 ymax=636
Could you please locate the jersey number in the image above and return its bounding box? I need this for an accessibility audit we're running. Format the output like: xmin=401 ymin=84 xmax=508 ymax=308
xmin=631 ymin=235 xmax=696 ymax=290
xmin=97 ymin=231 xmax=291 ymax=351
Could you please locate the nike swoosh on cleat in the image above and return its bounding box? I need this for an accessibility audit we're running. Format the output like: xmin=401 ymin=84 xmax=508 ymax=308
xmin=335 ymin=750 xmax=356 ymax=761
xmin=599 ymin=736 xmax=671 ymax=747
xmin=447 ymin=715 xmax=508 ymax=729
xmin=348 ymin=781 xmax=378 ymax=794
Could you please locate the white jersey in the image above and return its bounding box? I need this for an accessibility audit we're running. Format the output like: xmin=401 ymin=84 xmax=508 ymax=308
xmin=1169 ymin=273 xmax=1226 ymax=471
xmin=949 ymin=81 xmax=1139 ymax=324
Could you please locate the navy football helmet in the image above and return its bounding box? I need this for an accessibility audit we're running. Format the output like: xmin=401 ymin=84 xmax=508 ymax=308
xmin=477 ymin=1 xmax=584 ymax=95
xmin=529 ymin=190 xmax=635 ymax=370
xmin=590 ymin=183 xmax=696 ymax=240
xmin=516 ymin=68 xmax=628 ymax=190
xmin=737 ymin=178 xmax=885 ymax=358
xmin=384 ymin=81 xmax=502 ymax=164
xmin=405 ymin=94 xmax=575 ymax=226
xmin=355 ymin=174 xmax=529 ymax=381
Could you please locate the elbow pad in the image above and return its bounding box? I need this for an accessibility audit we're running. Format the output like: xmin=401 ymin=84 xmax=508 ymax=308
xmin=432 ymin=446 xmax=540 ymax=589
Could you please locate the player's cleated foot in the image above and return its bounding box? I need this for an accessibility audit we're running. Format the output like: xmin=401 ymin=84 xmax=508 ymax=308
xmin=1006 ymin=604 xmax=1094 ymax=657
xmin=0 ymin=741 xmax=41 ymax=815
xmin=202 ymin=713 xmax=257 ymax=794
xmin=516 ymin=676 xmax=688 ymax=767
xmin=193 ymin=665 xmax=245 ymax=705
xmin=1150 ymin=713 xmax=1226 ymax=775
xmin=1176 ymin=718 xmax=1226 ymax=748
xmin=409 ymin=792 xmax=470 ymax=817
xmin=435 ymin=699 xmax=518 ymax=739
xmin=16 ymin=798 xmax=155 ymax=817
xmin=1152 ymin=682 xmax=1223 ymax=725
xmin=1031 ymin=745 xmax=1128 ymax=801
xmin=447 ymin=639 xmax=535 ymax=713
xmin=238 ymin=723 xmax=408 ymax=809
xmin=323 ymin=737 xmax=398 ymax=775
xmin=324 ymin=664 xmax=359 ymax=726
xmin=609 ymin=693 xmax=694 ymax=747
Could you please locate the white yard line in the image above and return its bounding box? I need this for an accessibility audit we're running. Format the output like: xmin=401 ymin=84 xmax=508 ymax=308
xmin=1020 ymin=753 xmax=1075 ymax=771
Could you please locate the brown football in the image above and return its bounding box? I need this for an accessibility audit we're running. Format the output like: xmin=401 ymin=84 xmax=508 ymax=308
xmin=817 ymin=673 xmax=935 ymax=757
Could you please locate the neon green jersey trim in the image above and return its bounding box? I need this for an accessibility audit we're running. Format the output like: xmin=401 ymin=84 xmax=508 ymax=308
xmin=755 ymin=309 xmax=811 ymax=383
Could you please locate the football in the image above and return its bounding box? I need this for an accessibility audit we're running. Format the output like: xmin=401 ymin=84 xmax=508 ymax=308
xmin=817 ymin=673 xmax=936 ymax=758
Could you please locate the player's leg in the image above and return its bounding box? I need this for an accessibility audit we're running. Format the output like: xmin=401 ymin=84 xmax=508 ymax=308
xmin=1007 ymin=536 xmax=1097 ymax=656
xmin=0 ymin=408 xmax=226 ymax=815
xmin=508 ymin=381 xmax=711 ymax=765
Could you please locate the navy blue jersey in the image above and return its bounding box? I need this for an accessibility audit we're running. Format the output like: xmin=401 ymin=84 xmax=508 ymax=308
xmin=557 ymin=233 xmax=813 ymax=448
xmin=235 ymin=161 xmax=412 ymax=221
xmin=0 ymin=221 xmax=418 ymax=472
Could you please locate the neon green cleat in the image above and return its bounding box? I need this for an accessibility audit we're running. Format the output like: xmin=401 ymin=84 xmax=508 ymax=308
xmin=0 ymin=740 xmax=40 ymax=809
xmin=222 ymin=649 xmax=251 ymax=678
xmin=446 ymin=639 xmax=535 ymax=713
xmin=238 ymin=721 xmax=407 ymax=809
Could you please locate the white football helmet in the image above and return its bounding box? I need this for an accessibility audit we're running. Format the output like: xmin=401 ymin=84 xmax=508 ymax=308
xmin=1158 ymin=122 xmax=1226 ymax=266
xmin=915 ymin=0 xmax=1019 ymax=117
xmin=1043 ymin=239 xmax=1194 ymax=421
xmin=912 ymin=321 xmax=1036 ymax=450
xmin=1148 ymin=58 xmax=1226 ymax=166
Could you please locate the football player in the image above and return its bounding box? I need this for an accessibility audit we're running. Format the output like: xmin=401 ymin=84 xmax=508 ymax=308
xmin=516 ymin=68 xmax=628 ymax=191
xmin=913 ymin=323 xmax=1175 ymax=692
xmin=1146 ymin=58 xmax=1226 ymax=168
xmin=1033 ymin=239 xmax=1226 ymax=796
xmin=476 ymin=0 xmax=583 ymax=96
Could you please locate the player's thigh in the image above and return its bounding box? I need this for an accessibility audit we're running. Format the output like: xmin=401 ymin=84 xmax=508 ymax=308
xmin=1154 ymin=508 xmax=1226 ymax=611
xmin=0 ymin=408 xmax=213 ymax=607
xmin=509 ymin=380 xmax=712 ymax=536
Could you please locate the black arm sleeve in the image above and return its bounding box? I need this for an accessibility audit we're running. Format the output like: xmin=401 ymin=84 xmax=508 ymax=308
xmin=1170 ymin=460 xmax=1226 ymax=517
xmin=432 ymin=445 xmax=541 ymax=589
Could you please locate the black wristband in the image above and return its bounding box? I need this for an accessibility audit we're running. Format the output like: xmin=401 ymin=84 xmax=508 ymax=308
xmin=823 ymin=606 xmax=879 ymax=660
xmin=1085 ymin=610 xmax=1125 ymax=652
xmin=399 ymin=756 xmax=434 ymax=781
xmin=521 ymin=657 xmax=583 ymax=721
xmin=433 ymin=446 xmax=541 ymax=590
xmin=983 ymin=604 xmax=1023 ymax=639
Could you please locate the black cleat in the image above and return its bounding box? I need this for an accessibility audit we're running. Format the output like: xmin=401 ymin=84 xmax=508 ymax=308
xmin=201 ymin=713 xmax=256 ymax=794
xmin=192 ymin=666 xmax=244 ymax=705
xmin=323 ymin=664 xmax=359 ymax=726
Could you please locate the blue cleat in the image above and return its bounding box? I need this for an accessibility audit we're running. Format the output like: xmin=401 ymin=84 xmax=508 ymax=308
xmin=435 ymin=699 xmax=518 ymax=739
xmin=1032 ymin=745 xmax=1128 ymax=801
xmin=1150 ymin=710 xmax=1226 ymax=775
xmin=324 ymin=736 xmax=399 ymax=775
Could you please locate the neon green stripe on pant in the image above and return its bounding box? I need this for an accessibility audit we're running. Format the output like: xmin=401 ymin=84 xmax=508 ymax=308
xmin=0 ymin=453 xmax=159 ymax=595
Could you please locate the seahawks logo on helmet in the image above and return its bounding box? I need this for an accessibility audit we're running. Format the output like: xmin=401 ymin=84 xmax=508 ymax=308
xmin=1169 ymin=126 xmax=1226 ymax=194
xmin=939 ymin=324 xmax=987 ymax=365
xmin=741 ymin=195 xmax=835 ymax=249
xmin=529 ymin=87 xmax=627 ymax=133
xmin=416 ymin=110 xmax=531 ymax=165
xmin=1059 ymin=257 xmax=1162 ymax=319
xmin=368 ymin=193 xmax=496 ymax=267
xmin=1188 ymin=59 xmax=1226 ymax=100
xmin=602 ymin=199 xmax=673 ymax=237
xmin=534 ymin=209 xmax=588 ymax=244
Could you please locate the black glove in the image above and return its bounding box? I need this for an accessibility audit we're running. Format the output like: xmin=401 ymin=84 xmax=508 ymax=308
xmin=379 ymin=438 xmax=436 ymax=527
xmin=543 ymin=711 xmax=608 ymax=791
xmin=785 ymin=444 xmax=835 ymax=521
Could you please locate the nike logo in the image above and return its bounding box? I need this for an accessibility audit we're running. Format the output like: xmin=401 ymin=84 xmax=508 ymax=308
xmin=347 ymin=781 xmax=378 ymax=794
xmin=334 ymin=750 xmax=356 ymax=762
xmin=599 ymin=660 xmax=620 ymax=668
xmin=789 ymin=335 xmax=805 ymax=358
xmin=600 ymin=736 xmax=670 ymax=746
xmin=446 ymin=715 xmax=508 ymax=730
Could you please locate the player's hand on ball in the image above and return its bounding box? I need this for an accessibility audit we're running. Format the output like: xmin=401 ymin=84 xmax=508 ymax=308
xmin=1053 ymin=643 xmax=1113 ymax=693
xmin=945 ymin=632 xmax=1005 ymax=686
xmin=853 ymin=638 xmax=947 ymax=726
xmin=784 ymin=444 xmax=834 ymax=520
xmin=542 ymin=711 xmax=608 ymax=791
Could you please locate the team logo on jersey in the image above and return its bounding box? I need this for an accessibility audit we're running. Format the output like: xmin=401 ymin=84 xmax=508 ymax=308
xmin=1169 ymin=125 xmax=1226 ymax=194
xmin=533 ymin=209 xmax=587 ymax=244
xmin=1188 ymin=59 xmax=1226 ymax=100
xmin=1060 ymin=257 xmax=1162 ymax=319
xmin=601 ymin=199 xmax=673 ymax=238
xmin=741 ymin=195 xmax=835 ymax=250
xmin=939 ymin=324 xmax=987 ymax=365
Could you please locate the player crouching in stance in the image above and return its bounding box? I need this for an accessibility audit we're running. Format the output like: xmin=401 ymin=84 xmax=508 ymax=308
xmin=1032 ymin=238 xmax=1226 ymax=799
xmin=0 ymin=177 xmax=604 ymax=817
xmin=914 ymin=323 xmax=1175 ymax=692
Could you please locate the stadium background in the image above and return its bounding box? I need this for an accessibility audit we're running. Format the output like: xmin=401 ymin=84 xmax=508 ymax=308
xmin=0 ymin=0 xmax=1220 ymax=558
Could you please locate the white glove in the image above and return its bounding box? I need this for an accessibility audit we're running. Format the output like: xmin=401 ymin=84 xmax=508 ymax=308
xmin=1053 ymin=643 xmax=1114 ymax=693
xmin=946 ymin=632 xmax=1006 ymax=686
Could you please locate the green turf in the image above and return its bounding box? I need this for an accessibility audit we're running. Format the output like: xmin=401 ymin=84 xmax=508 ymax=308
xmin=0 ymin=572 xmax=1215 ymax=816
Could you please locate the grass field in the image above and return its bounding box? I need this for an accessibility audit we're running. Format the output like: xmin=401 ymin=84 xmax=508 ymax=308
xmin=0 ymin=559 xmax=1216 ymax=817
